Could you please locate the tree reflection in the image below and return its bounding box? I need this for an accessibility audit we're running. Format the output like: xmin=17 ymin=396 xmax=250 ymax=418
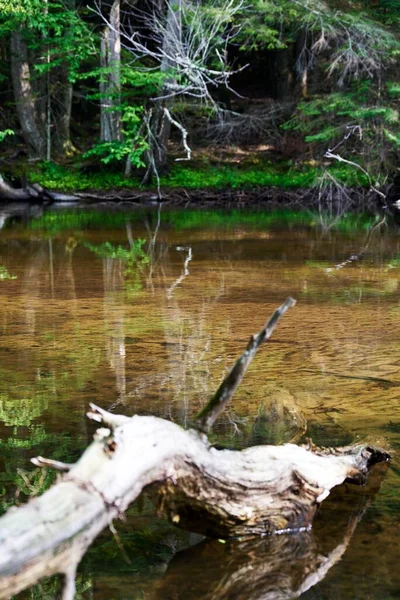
xmin=155 ymin=465 xmax=389 ymax=600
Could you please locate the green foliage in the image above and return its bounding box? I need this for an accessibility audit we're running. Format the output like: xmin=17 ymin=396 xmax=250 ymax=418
xmin=285 ymin=81 xmax=400 ymax=176
xmin=0 ymin=265 xmax=17 ymax=280
xmin=84 ymin=106 xmax=148 ymax=167
xmin=0 ymin=1 xmax=94 ymax=81
xmin=161 ymin=163 xmax=369 ymax=189
xmin=0 ymin=391 xmax=48 ymax=427
xmin=161 ymin=164 xmax=317 ymax=189
xmin=237 ymin=0 xmax=302 ymax=50
xmin=26 ymin=158 xmax=372 ymax=194
xmin=28 ymin=206 xmax=379 ymax=238
xmin=29 ymin=209 xmax=143 ymax=233
xmin=85 ymin=240 xmax=148 ymax=263
xmin=27 ymin=161 xmax=140 ymax=191
xmin=120 ymin=66 xmax=167 ymax=96
xmin=85 ymin=240 xmax=149 ymax=290
xmin=0 ymin=129 xmax=14 ymax=143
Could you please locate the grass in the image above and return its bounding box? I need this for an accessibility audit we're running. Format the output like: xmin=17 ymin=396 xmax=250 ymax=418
xmin=22 ymin=158 xmax=371 ymax=192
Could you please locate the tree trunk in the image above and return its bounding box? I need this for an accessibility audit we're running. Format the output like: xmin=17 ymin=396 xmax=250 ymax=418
xmin=0 ymin=172 xmax=78 ymax=202
xmin=0 ymin=173 xmax=36 ymax=201
xmin=295 ymin=31 xmax=309 ymax=98
xmin=10 ymin=31 xmax=45 ymax=159
xmin=100 ymin=0 xmax=121 ymax=143
xmin=142 ymin=0 xmax=182 ymax=183
xmin=54 ymin=71 xmax=74 ymax=155
xmin=53 ymin=0 xmax=75 ymax=156
xmin=0 ymin=409 xmax=389 ymax=600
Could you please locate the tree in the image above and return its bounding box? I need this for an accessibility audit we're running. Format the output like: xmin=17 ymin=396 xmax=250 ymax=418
xmin=1 ymin=0 xmax=94 ymax=159
xmin=100 ymin=0 xmax=248 ymax=182
xmin=100 ymin=0 xmax=122 ymax=143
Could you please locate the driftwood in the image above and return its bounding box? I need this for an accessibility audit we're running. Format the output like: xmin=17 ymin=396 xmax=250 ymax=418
xmin=156 ymin=464 xmax=389 ymax=600
xmin=0 ymin=173 xmax=78 ymax=202
xmin=0 ymin=298 xmax=390 ymax=600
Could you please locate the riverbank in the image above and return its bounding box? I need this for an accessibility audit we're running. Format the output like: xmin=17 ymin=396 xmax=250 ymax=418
xmin=1 ymin=154 xmax=397 ymax=215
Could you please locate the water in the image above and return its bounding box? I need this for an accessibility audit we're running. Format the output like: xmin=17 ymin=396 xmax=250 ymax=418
xmin=0 ymin=206 xmax=398 ymax=599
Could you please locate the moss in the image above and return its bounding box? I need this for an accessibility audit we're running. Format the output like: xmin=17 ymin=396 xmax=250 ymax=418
xmin=21 ymin=158 xmax=370 ymax=193
xmin=26 ymin=161 xmax=140 ymax=191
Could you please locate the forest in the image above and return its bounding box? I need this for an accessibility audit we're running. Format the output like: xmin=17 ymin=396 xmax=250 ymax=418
xmin=0 ymin=2 xmax=399 ymax=599
xmin=1 ymin=0 xmax=400 ymax=200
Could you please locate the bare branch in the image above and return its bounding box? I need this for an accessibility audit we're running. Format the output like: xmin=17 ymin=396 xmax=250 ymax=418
xmin=31 ymin=457 xmax=74 ymax=472
xmin=163 ymin=107 xmax=191 ymax=161
xmin=87 ymin=403 xmax=131 ymax=429
xmin=194 ymin=297 xmax=297 ymax=433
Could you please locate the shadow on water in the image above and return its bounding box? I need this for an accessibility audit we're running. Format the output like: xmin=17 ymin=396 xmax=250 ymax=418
xmin=152 ymin=464 xmax=390 ymax=600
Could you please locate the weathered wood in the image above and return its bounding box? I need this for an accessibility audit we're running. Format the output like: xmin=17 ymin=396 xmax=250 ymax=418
xmin=156 ymin=466 xmax=388 ymax=600
xmin=194 ymin=297 xmax=296 ymax=433
xmin=0 ymin=173 xmax=38 ymax=201
xmin=0 ymin=411 xmax=389 ymax=599
xmin=0 ymin=173 xmax=79 ymax=202
xmin=0 ymin=300 xmax=391 ymax=599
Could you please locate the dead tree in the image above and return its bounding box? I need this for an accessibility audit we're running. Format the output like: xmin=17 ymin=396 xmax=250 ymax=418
xmin=0 ymin=298 xmax=390 ymax=600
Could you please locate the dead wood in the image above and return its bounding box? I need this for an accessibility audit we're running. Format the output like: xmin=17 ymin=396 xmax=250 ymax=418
xmin=194 ymin=297 xmax=296 ymax=432
xmin=155 ymin=464 xmax=389 ymax=600
xmin=0 ymin=299 xmax=391 ymax=600
xmin=0 ymin=173 xmax=78 ymax=203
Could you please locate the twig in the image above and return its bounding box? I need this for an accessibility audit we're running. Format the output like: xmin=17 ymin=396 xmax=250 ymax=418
xmin=163 ymin=107 xmax=192 ymax=161
xmin=87 ymin=403 xmax=131 ymax=429
xmin=194 ymin=297 xmax=296 ymax=433
xmin=31 ymin=457 xmax=74 ymax=472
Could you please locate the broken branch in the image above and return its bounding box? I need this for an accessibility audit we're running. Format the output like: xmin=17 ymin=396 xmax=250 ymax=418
xmin=194 ymin=297 xmax=296 ymax=433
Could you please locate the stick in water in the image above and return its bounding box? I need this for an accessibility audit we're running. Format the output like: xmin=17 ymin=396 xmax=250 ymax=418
xmin=194 ymin=297 xmax=296 ymax=433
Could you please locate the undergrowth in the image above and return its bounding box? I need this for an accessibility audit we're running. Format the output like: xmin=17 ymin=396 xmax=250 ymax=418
xmin=24 ymin=160 xmax=371 ymax=192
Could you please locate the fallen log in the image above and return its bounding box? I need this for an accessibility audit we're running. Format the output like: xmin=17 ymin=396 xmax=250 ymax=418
xmin=0 ymin=298 xmax=390 ymax=600
xmin=156 ymin=464 xmax=389 ymax=600
xmin=0 ymin=172 xmax=79 ymax=202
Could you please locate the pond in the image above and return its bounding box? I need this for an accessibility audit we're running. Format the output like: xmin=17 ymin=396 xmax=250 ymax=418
xmin=0 ymin=205 xmax=398 ymax=599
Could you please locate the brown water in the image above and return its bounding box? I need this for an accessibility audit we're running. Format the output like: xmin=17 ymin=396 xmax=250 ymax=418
xmin=0 ymin=207 xmax=399 ymax=599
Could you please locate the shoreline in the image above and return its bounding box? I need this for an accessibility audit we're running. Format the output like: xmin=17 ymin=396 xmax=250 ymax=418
xmin=49 ymin=185 xmax=391 ymax=212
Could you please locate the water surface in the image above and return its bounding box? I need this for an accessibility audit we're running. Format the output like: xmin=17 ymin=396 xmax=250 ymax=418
xmin=0 ymin=207 xmax=398 ymax=599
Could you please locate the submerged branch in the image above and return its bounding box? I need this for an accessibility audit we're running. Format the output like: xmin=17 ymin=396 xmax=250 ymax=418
xmin=194 ymin=297 xmax=296 ymax=433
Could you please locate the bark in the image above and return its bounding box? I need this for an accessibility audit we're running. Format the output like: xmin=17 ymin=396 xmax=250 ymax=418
xmin=10 ymin=31 xmax=45 ymax=159
xmin=53 ymin=0 xmax=75 ymax=155
xmin=142 ymin=0 xmax=182 ymax=183
xmin=0 ymin=300 xmax=391 ymax=599
xmin=54 ymin=77 xmax=73 ymax=154
xmin=53 ymin=55 xmax=74 ymax=156
xmin=100 ymin=0 xmax=122 ymax=143
xmin=0 ymin=173 xmax=78 ymax=202
xmin=294 ymin=31 xmax=309 ymax=99
xmin=157 ymin=468 xmax=387 ymax=600
xmin=0 ymin=173 xmax=37 ymax=201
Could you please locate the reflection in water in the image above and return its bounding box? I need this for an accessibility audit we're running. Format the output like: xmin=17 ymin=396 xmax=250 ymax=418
xmin=155 ymin=464 xmax=389 ymax=600
xmin=103 ymin=257 xmax=127 ymax=406
xmin=0 ymin=207 xmax=398 ymax=598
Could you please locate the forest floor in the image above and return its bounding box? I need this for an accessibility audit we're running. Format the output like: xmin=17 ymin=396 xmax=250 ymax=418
xmin=0 ymin=140 xmax=393 ymax=212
